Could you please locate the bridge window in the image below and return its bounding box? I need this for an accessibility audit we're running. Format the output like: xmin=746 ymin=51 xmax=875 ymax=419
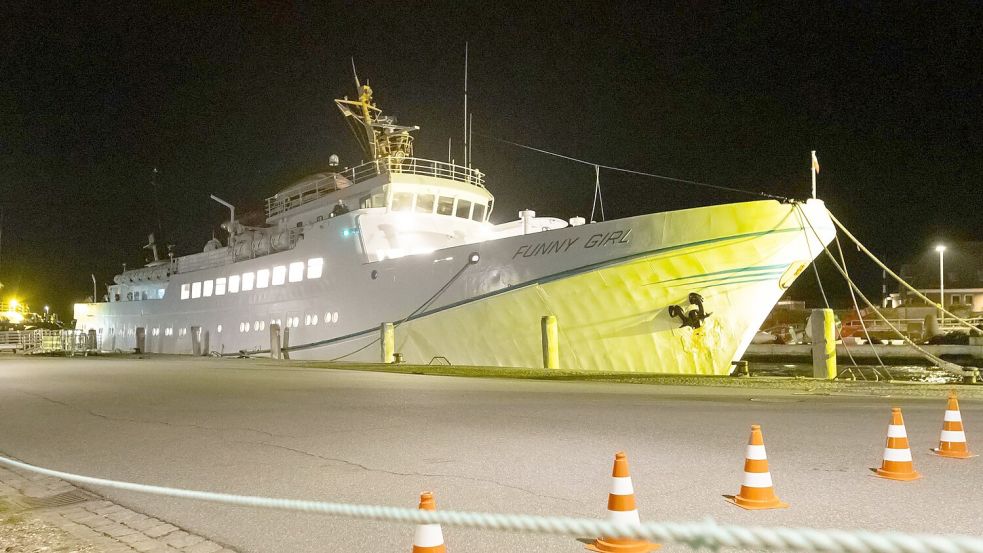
xmin=307 ymin=258 xmax=323 ymax=279
xmin=241 ymin=272 xmax=255 ymax=291
xmin=437 ymin=196 xmax=454 ymax=216
xmin=415 ymin=193 xmax=435 ymax=213
xmin=289 ymin=261 xmax=305 ymax=282
xmin=191 ymin=282 xmax=202 ymax=299
xmin=181 ymin=284 xmax=190 ymax=300
xmin=215 ymin=277 xmax=227 ymax=296
xmin=272 ymin=265 xmax=287 ymax=286
xmin=391 ymin=192 xmax=412 ymax=212
xmin=256 ymin=269 xmax=270 ymax=289
xmin=456 ymin=199 xmax=472 ymax=218
xmin=472 ymin=203 xmax=486 ymax=222
xmin=203 ymin=280 xmax=214 ymax=297
xmin=228 ymin=275 xmax=240 ymax=293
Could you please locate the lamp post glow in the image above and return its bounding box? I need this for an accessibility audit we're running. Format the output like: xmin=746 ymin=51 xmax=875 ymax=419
xmin=935 ymin=244 xmax=946 ymax=328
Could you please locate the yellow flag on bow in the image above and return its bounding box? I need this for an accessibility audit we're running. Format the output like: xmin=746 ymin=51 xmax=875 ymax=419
xmin=811 ymin=151 xmax=820 ymax=174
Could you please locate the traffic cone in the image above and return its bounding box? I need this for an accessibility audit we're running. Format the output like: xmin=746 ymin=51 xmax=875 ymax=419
xmin=873 ymin=407 xmax=921 ymax=481
xmin=412 ymin=491 xmax=446 ymax=553
xmin=931 ymin=391 xmax=976 ymax=459
xmin=725 ymin=424 xmax=788 ymax=510
xmin=586 ymin=451 xmax=660 ymax=553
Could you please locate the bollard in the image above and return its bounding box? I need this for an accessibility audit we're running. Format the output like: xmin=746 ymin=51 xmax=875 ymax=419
xmin=733 ymin=360 xmax=750 ymax=377
xmin=191 ymin=326 xmax=202 ymax=356
xmin=965 ymin=368 xmax=980 ymax=385
xmin=282 ymin=327 xmax=290 ymax=360
xmin=270 ymin=324 xmax=281 ymax=359
xmin=541 ymin=315 xmax=559 ymax=369
xmin=381 ymin=322 xmax=395 ymax=363
xmin=810 ymin=309 xmax=836 ymax=380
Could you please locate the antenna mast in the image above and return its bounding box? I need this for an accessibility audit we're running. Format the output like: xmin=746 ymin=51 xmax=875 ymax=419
xmin=463 ymin=42 xmax=468 ymax=167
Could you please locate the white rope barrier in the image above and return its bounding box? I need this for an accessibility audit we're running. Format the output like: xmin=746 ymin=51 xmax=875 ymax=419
xmin=2 ymin=454 xmax=981 ymax=553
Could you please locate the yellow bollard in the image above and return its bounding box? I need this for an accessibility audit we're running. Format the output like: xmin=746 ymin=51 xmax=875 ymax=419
xmin=541 ymin=315 xmax=559 ymax=369
xmin=270 ymin=323 xmax=281 ymax=360
xmin=380 ymin=322 xmax=395 ymax=363
xmin=810 ymin=309 xmax=836 ymax=380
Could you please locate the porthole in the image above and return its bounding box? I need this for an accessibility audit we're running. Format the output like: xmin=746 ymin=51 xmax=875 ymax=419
xmin=245 ymin=322 xmax=251 ymax=332
xmin=304 ymin=314 xmax=311 ymax=326
xmin=217 ymin=325 xmax=223 ymax=333
xmin=332 ymin=312 xmax=339 ymax=324
xmin=371 ymin=270 xmax=378 ymax=280
xmin=312 ymin=314 xmax=319 ymax=325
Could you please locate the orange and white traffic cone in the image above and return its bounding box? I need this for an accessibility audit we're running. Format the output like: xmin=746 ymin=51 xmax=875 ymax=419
xmin=931 ymin=391 xmax=976 ymax=459
xmin=873 ymin=407 xmax=921 ymax=481
xmin=586 ymin=451 xmax=660 ymax=553
xmin=412 ymin=491 xmax=446 ymax=553
xmin=725 ymin=424 xmax=788 ymax=510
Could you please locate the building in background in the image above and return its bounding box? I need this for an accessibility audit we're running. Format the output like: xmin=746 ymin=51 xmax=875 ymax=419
xmin=890 ymin=241 xmax=983 ymax=313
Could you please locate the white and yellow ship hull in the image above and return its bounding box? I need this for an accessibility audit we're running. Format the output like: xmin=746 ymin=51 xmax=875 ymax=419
xmin=76 ymin=199 xmax=834 ymax=375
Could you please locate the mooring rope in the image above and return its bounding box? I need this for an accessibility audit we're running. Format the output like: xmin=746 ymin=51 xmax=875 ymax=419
xmin=1 ymin=454 xmax=980 ymax=553
xmin=795 ymin=205 xmax=963 ymax=374
xmin=825 ymin=210 xmax=982 ymax=334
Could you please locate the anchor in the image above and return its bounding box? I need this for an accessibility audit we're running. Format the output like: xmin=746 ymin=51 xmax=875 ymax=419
xmin=668 ymin=292 xmax=712 ymax=329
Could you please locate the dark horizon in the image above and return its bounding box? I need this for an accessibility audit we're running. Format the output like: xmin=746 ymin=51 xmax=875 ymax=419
xmin=2 ymin=3 xmax=980 ymax=320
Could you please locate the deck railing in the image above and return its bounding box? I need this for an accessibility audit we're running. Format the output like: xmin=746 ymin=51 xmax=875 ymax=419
xmin=265 ymin=157 xmax=485 ymax=219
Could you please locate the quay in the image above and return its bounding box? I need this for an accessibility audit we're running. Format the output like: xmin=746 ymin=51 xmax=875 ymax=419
xmin=744 ymin=342 xmax=983 ymax=364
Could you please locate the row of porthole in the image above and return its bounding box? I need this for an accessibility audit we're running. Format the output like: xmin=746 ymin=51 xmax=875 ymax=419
xmin=238 ymin=312 xmax=341 ymax=333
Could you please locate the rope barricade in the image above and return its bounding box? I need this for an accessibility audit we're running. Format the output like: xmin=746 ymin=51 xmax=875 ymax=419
xmin=2 ymin=454 xmax=981 ymax=553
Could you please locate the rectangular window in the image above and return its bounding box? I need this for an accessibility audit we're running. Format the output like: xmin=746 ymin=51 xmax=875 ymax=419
xmin=472 ymin=203 xmax=486 ymax=222
xmin=966 ymin=295 xmax=974 ymax=304
xmin=436 ymin=196 xmax=454 ymax=216
xmin=191 ymin=282 xmax=202 ymax=299
xmin=456 ymin=199 xmax=472 ymax=219
xmin=272 ymin=265 xmax=287 ymax=286
xmin=289 ymin=261 xmax=305 ymax=282
xmin=307 ymin=258 xmax=324 ymax=279
xmin=203 ymin=280 xmax=214 ymax=297
xmin=952 ymin=295 xmax=961 ymax=304
xmin=256 ymin=269 xmax=270 ymax=288
xmin=181 ymin=284 xmax=190 ymax=300
xmin=391 ymin=192 xmax=412 ymax=212
xmin=228 ymin=274 xmax=240 ymax=293
xmin=415 ymin=193 xmax=435 ymax=213
xmin=241 ymin=272 xmax=255 ymax=291
xmin=215 ymin=277 xmax=227 ymax=296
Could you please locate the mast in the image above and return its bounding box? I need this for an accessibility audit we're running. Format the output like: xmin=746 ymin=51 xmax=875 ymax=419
xmin=336 ymin=81 xmax=418 ymax=160
xmin=463 ymin=42 xmax=469 ymax=167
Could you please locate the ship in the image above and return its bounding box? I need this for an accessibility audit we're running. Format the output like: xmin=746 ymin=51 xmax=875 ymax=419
xmin=74 ymin=81 xmax=836 ymax=374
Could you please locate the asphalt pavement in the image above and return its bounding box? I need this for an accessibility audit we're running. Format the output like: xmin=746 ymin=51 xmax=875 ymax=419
xmin=0 ymin=355 xmax=980 ymax=552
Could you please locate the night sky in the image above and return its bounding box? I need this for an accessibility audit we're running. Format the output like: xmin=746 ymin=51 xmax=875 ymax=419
xmin=2 ymin=3 xmax=981 ymax=319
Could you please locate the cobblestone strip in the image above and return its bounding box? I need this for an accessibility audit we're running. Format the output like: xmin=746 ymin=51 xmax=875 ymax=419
xmin=0 ymin=463 xmax=235 ymax=553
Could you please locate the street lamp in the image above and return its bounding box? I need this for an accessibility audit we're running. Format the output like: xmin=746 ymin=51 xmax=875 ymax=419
xmin=44 ymin=305 xmax=50 ymax=320
xmin=935 ymin=244 xmax=946 ymax=328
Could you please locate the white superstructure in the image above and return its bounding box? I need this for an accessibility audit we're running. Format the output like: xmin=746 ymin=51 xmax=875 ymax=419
xmin=75 ymin=82 xmax=836 ymax=374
